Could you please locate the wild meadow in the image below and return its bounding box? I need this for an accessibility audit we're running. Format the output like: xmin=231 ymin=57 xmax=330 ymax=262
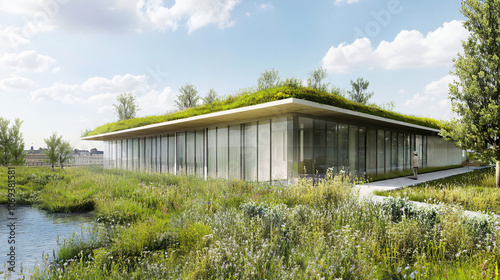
xmin=1 ymin=166 xmax=499 ymax=279
xmin=375 ymin=168 xmax=500 ymax=215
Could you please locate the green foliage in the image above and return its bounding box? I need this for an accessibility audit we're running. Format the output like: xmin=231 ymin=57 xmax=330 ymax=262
xmin=44 ymin=132 xmax=73 ymax=169
xmin=58 ymin=139 xmax=73 ymax=169
xmin=0 ymin=117 xmax=25 ymax=166
xmin=175 ymin=83 xmax=200 ymax=110
xmin=307 ymin=66 xmax=329 ymax=91
xmin=278 ymin=77 xmax=303 ymax=88
xmin=44 ymin=132 xmax=61 ymax=169
xmin=113 ymin=92 xmax=140 ymax=121
xmin=376 ymin=168 xmax=500 ymax=214
xmin=257 ymin=68 xmax=280 ymax=90
xmin=440 ymin=0 xmax=500 ymax=186
xmin=202 ymin=88 xmax=219 ymax=105
xmin=348 ymin=77 xmax=374 ymax=105
xmin=86 ymin=86 xmax=442 ymax=137
xmin=2 ymin=166 xmax=498 ymax=279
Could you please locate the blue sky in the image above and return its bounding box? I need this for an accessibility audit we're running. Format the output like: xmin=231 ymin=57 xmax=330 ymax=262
xmin=0 ymin=0 xmax=467 ymax=150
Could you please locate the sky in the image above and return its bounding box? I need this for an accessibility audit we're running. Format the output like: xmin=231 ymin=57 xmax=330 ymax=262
xmin=0 ymin=0 xmax=467 ymax=151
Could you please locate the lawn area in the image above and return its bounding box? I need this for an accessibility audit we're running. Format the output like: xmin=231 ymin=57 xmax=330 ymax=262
xmin=1 ymin=166 xmax=500 ymax=279
xmin=374 ymin=167 xmax=500 ymax=215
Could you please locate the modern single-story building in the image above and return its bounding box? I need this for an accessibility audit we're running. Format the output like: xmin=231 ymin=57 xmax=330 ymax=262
xmin=82 ymin=97 xmax=466 ymax=183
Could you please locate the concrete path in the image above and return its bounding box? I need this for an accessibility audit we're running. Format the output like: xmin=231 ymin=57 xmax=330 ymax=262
xmin=357 ymin=166 xmax=499 ymax=219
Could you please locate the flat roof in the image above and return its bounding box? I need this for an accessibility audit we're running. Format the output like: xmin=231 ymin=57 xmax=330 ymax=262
xmin=82 ymin=98 xmax=441 ymax=141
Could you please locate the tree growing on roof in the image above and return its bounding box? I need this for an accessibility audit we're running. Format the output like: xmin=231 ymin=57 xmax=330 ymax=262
xmin=307 ymin=66 xmax=329 ymax=92
xmin=348 ymin=77 xmax=374 ymax=105
xmin=202 ymin=88 xmax=219 ymax=105
xmin=175 ymin=84 xmax=200 ymax=110
xmin=440 ymin=0 xmax=500 ymax=187
xmin=113 ymin=92 xmax=140 ymax=121
xmin=258 ymin=68 xmax=280 ymax=90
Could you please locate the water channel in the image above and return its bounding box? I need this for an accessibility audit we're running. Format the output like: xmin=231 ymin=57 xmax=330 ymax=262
xmin=0 ymin=206 xmax=93 ymax=277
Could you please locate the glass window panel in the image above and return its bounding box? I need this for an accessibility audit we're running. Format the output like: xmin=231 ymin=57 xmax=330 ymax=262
xmin=416 ymin=134 xmax=423 ymax=167
xmin=127 ymin=139 xmax=133 ymax=171
xmin=391 ymin=132 xmax=398 ymax=170
xmin=423 ymin=135 xmax=428 ymax=167
xmin=358 ymin=127 xmax=366 ymax=176
xmin=398 ymin=133 xmax=404 ymax=171
xmin=168 ymin=134 xmax=175 ymax=174
xmin=244 ymin=122 xmax=257 ymax=181
xmin=186 ymin=131 xmax=195 ymax=175
xmin=404 ymin=134 xmax=411 ymax=170
xmin=196 ymin=130 xmax=205 ymax=177
xmin=366 ymin=128 xmax=377 ymax=174
xmin=298 ymin=117 xmax=313 ymax=176
xmin=145 ymin=137 xmax=152 ymax=172
xmin=139 ymin=138 xmax=145 ymax=172
xmin=326 ymin=121 xmax=338 ymax=174
xmin=377 ymin=130 xmax=385 ymax=174
xmin=116 ymin=140 xmax=122 ymax=169
xmin=176 ymin=132 xmax=186 ymax=174
xmin=161 ymin=136 xmax=168 ymax=173
xmin=348 ymin=125 xmax=358 ymax=177
xmin=217 ymin=127 xmax=228 ymax=179
xmin=151 ymin=136 xmax=157 ymax=173
xmin=132 ymin=138 xmax=138 ymax=171
xmin=272 ymin=118 xmax=287 ymax=181
xmin=338 ymin=124 xmax=349 ymax=172
xmin=229 ymin=125 xmax=241 ymax=180
xmin=314 ymin=120 xmax=327 ymax=175
xmin=207 ymin=128 xmax=217 ymax=178
xmin=258 ymin=120 xmax=271 ymax=182
xmin=385 ymin=131 xmax=391 ymax=172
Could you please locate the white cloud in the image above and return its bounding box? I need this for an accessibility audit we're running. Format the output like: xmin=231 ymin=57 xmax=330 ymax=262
xmin=0 ymin=26 xmax=30 ymax=49
xmin=403 ymin=75 xmax=456 ymax=120
xmin=81 ymin=74 xmax=146 ymax=93
xmin=0 ymin=50 xmax=56 ymax=73
xmin=259 ymin=3 xmax=274 ymax=10
xmin=138 ymin=0 xmax=241 ymax=33
xmin=322 ymin=20 xmax=468 ymax=73
xmin=0 ymin=75 xmax=37 ymax=90
xmin=30 ymin=82 xmax=80 ymax=103
xmin=138 ymin=87 xmax=173 ymax=112
xmin=334 ymin=0 xmax=360 ymax=5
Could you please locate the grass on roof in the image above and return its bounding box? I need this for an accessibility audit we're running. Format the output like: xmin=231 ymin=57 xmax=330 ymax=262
xmin=85 ymin=86 xmax=442 ymax=137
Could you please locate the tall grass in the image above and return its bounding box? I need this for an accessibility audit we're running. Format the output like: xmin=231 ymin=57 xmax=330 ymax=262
xmin=1 ymin=166 xmax=499 ymax=279
xmin=376 ymin=168 xmax=500 ymax=214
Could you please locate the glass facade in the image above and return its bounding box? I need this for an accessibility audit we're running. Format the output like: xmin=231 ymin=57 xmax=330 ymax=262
xmin=103 ymin=115 xmax=430 ymax=182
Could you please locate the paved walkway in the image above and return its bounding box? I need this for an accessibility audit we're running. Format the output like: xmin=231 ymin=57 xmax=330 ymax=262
xmin=357 ymin=166 xmax=499 ymax=219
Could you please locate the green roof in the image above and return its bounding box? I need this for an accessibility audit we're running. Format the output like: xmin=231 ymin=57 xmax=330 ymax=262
xmin=85 ymin=86 xmax=442 ymax=137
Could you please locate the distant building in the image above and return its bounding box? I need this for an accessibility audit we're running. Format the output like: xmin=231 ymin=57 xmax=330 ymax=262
xmin=24 ymin=146 xmax=104 ymax=167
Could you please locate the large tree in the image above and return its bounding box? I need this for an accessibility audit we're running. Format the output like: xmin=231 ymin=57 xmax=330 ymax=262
xmin=348 ymin=77 xmax=374 ymax=105
xmin=440 ymin=0 xmax=500 ymax=187
xmin=113 ymin=92 xmax=139 ymax=121
xmin=44 ymin=133 xmax=62 ymax=170
xmin=0 ymin=118 xmax=25 ymax=166
xmin=307 ymin=67 xmax=329 ymax=92
xmin=175 ymin=84 xmax=200 ymax=110
xmin=257 ymin=69 xmax=280 ymax=90
xmin=58 ymin=139 xmax=73 ymax=169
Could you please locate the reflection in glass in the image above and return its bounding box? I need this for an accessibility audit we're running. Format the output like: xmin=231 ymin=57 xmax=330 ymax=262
xmin=244 ymin=122 xmax=257 ymax=181
xmin=229 ymin=125 xmax=241 ymax=180
xmin=258 ymin=120 xmax=270 ymax=182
